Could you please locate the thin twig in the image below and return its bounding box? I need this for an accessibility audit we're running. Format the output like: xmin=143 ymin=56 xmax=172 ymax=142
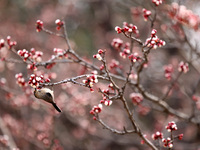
xmin=119 ymin=95 xmax=158 ymax=150
xmin=150 ymin=6 xmax=157 ymax=28
xmin=101 ymin=57 xmax=120 ymax=91
xmin=123 ymin=32 xmax=143 ymax=46
xmin=63 ymin=21 xmax=72 ymax=50
xmin=42 ymin=28 xmax=65 ymax=39
xmin=121 ymin=61 xmax=134 ymax=93
xmin=96 ymin=115 xmax=136 ymax=135
xmin=162 ymin=72 xmax=182 ymax=100
xmin=41 ymin=74 xmax=109 ymax=87
xmin=1 ymin=58 xmax=24 ymax=64
xmin=98 ymin=88 xmax=120 ymax=100
xmin=137 ymin=84 xmax=193 ymax=122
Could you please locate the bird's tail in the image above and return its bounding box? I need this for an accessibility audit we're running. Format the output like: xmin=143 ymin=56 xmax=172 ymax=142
xmin=52 ymin=103 xmax=62 ymax=112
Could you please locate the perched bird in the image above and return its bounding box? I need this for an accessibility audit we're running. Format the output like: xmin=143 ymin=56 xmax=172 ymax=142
xmin=34 ymin=87 xmax=62 ymax=112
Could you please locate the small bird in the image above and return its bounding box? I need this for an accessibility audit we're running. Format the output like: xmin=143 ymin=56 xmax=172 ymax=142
xmin=34 ymin=87 xmax=62 ymax=112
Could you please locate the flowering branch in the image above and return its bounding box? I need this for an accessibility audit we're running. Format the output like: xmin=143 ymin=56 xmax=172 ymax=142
xmin=41 ymin=74 xmax=108 ymax=87
xmin=1 ymin=0 xmax=200 ymax=149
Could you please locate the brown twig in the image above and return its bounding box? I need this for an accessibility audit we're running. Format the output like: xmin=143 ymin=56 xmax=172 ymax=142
xmin=119 ymin=95 xmax=158 ymax=150
xmin=123 ymin=32 xmax=143 ymax=46
xmin=101 ymin=56 xmax=120 ymax=91
xmin=41 ymin=74 xmax=109 ymax=87
xmin=96 ymin=114 xmax=136 ymax=135
xmin=162 ymin=72 xmax=182 ymax=100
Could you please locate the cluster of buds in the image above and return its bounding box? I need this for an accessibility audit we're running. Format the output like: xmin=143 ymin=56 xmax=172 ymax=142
xmin=17 ymin=48 xmax=43 ymax=62
xmin=100 ymin=89 xmax=113 ymax=106
xmin=82 ymin=74 xmax=98 ymax=92
xmin=165 ymin=121 xmax=177 ymax=132
xmin=145 ymin=29 xmax=166 ymax=49
xmin=30 ymin=48 xmax=43 ymax=62
xmin=112 ymin=39 xmax=141 ymax=63
xmin=143 ymin=8 xmax=152 ymax=21
xmin=128 ymin=52 xmax=141 ymax=63
xmin=168 ymin=2 xmax=200 ymax=30
xmin=36 ymin=20 xmax=43 ymax=32
xmin=162 ymin=137 xmax=173 ymax=148
xmin=152 ymin=131 xmax=163 ymax=140
xmin=100 ymin=96 xmax=113 ymax=106
xmin=15 ymin=73 xmax=27 ymax=87
xmin=178 ymin=61 xmax=189 ymax=73
xmin=120 ymin=48 xmax=130 ymax=59
xmin=90 ymin=104 xmax=103 ymax=120
xmin=28 ymin=74 xmax=50 ymax=88
xmin=90 ymin=83 xmax=115 ymax=120
xmin=164 ymin=64 xmax=173 ymax=80
xmin=111 ymin=38 xmax=124 ymax=50
xmin=102 ymin=83 xmax=114 ymax=94
xmin=55 ymin=19 xmax=64 ymax=30
xmin=130 ymin=92 xmax=143 ymax=105
xmin=6 ymin=36 xmax=17 ymax=49
xmin=53 ymin=48 xmax=67 ymax=59
xmin=151 ymin=121 xmax=183 ymax=148
xmin=109 ymin=59 xmax=121 ymax=70
xmin=93 ymin=49 xmax=105 ymax=61
xmin=178 ymin=134 xmax=183 ymax=140
xmin=111 ymin=38 xmax=133 ymax=60
xmin=152 ymin=0 xmax=163 ymax=6
xmin=115 ymin=22 xmax=139 ymax=35
xmin=17 ymin=49 xmax=31 ymax=61
xmin=161 ymin=134 xmax=183 ymax=148
xmin=27 ymin=63 xmax=37 ymax=71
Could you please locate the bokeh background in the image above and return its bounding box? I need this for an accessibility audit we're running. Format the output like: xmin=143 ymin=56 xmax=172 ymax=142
xmin=1 ymin=0 xmax=200 ymax=150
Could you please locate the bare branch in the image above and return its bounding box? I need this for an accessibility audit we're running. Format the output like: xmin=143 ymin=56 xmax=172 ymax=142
xmin=96 ymin=115 xmax=136 ymax=135
xmin=162 ymin=72 xmax=182 ymax=100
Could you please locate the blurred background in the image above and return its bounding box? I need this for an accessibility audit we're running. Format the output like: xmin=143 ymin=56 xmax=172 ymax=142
xmin=1 ymin=0 xmax=200 ymax=149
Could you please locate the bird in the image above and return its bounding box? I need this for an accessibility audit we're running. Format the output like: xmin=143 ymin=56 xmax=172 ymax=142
xmin=34 ymin=87 xmax=62 ymax=112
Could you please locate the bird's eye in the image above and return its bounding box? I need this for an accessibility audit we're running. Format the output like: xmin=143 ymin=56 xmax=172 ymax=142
xmin=46 ymin=92 xmax=53 ymax=98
